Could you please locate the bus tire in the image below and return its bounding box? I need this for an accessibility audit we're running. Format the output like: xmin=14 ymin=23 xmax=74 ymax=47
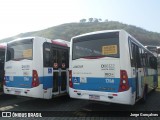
xmin=141 ymin=85 xmax=148 ymax=103
xmin=152 ymin=88 xmax=156 ymax=92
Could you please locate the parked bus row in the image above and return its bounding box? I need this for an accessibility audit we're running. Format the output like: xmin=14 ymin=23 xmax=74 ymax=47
xmin=0 ymin=29 xmax=158 ymax=105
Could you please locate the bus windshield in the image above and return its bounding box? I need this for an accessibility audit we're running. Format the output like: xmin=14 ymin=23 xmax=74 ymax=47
xmin=72 ymin=32 xmax=119 ymax=60
xmin=6 ymin=39 xmax=33 ymax=61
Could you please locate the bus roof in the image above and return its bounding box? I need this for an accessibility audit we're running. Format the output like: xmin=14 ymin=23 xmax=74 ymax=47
xmin=7 ymin=37 xmax=70 ymax=47
xmin=51 ymin=39 xmax=70 ymax=47
xmin=71 ymin=29 xmax=122 ymax=39
xmin=7 ymin=37 xmax=36 ymax=44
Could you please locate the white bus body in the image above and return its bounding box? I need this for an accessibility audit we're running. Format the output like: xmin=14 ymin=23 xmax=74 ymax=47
xmin=4 ymin=37 xmax=70 ymax=99
xmin=69 ymin=30 xmax=158 ymax=105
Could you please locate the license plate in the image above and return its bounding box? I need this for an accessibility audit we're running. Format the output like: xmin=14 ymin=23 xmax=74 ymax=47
xmin=15 ymin=91 xmax=21 ymax=95
xmin=89 ymin=94 xmax=100 ymax=100
xmin=15 ymin=89 xmax=22 ymax=95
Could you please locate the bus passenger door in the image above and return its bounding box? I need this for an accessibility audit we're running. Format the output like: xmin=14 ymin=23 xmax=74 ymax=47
xmin=131 ymin=43 xmax=142 ymax=99
xmin=52 ymin=47 xmax=69 ymax=95
xmin=60 ymin=49 xmax=69 ymax=94
xmin=52 ymin=48 xmax=59 ymax=95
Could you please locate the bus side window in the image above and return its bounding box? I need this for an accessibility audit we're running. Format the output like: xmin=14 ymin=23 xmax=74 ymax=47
xmin=130 ymin=42 xmax=141 ymax=68
xmin=149 ymin=56 xmax=157 ymax=70
xmin=139 ymin=48 xmax=144 ymax=67
xmin=6 ymin=48 xmax=14 ymax=61
xmin=130 ymin=43 xmax=136 ymax=67
xmin=43 ymin=43 xmax=51 ymax=67
xmin=144 ymin=52 xmax=148 ymax=67
xmin=6 ymin=50 xmax=11 ymax=61
xmin=135 ymin=45 xmax=141 ymax=68
xmin=141 ymin=49 xmax=146 ymax=67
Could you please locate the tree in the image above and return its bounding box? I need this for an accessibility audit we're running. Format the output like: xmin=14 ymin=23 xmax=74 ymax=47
xmin=93 ymin=18 xmax=99 ymax=23
xmin=98 ymin=18 xmax=102 ymax=22
xmin=79 ymin=19 xmax=86 ymax=23
xmin=88 ymin=18 xmax=93 ymax=22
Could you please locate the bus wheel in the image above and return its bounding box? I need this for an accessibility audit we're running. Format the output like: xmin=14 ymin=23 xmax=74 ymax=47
xmin=141 ymin=85 xmax=148 ymax=103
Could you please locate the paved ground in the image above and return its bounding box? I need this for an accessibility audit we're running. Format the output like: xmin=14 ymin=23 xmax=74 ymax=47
xmin=0 ymin=88 xmax=160 ymax=119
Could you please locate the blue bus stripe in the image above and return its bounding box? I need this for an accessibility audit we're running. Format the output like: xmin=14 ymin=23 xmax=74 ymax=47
xmin=72 ymin=77 xmax=136 ymax=93
xmin=5 ymin=76 xmax=53 ymax=89
xmin=43 ymin=76 xmax=53 ymax=89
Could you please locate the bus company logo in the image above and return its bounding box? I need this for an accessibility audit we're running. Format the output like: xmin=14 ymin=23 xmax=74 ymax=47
xmin=22 ymin=65 xmax=30 ymax=70
xmin=101 ymin=64 xmax=115 ymax=70
xmin=73 ymin=65 xmax=83 ymax=68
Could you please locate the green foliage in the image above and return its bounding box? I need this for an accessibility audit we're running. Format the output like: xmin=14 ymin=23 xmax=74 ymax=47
xmin=0 ymin=21 xmax=160 ymax=46
xmin=88 ymin=18 xmax=93 ymax=22
xmin=79 ymin=19 xmax=86 ymax=23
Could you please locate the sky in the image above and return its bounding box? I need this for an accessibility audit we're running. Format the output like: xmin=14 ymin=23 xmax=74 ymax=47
xmin=0 ymin=0 xmax=160 ymax=40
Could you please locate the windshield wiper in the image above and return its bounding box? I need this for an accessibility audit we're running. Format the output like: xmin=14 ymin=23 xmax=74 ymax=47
xmin=82 ymin=55 xmax=105 ymax=59
xmin=73 ymin=55 xmax=105 ymax=60
xmin=10 ymin=58 xmax=32 ymax=61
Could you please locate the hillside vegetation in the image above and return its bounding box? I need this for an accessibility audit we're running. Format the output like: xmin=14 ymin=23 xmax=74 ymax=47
xmin=0 ymin=21 xmax=160 ymax=45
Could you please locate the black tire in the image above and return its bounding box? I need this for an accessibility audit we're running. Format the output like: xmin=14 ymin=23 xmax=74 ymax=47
xmin=141 ymin=85 xmax=148 ymax=103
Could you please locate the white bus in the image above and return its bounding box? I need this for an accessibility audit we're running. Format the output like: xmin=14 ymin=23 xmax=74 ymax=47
xmin=4 ymin=37 xmax=70 ymax=99
xmin=69 ymin=30 xmax=158 ymax=105
xmin=0 ymin=44 xmax=6 ymax=95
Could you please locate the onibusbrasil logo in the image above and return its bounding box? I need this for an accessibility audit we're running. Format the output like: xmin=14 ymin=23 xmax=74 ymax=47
xmin=2 ymin=112 xmax=42 ymax=118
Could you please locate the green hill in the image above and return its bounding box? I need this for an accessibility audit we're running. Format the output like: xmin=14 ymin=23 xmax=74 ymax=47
xmin=0 ymin=21 xmax=160 ymax=45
